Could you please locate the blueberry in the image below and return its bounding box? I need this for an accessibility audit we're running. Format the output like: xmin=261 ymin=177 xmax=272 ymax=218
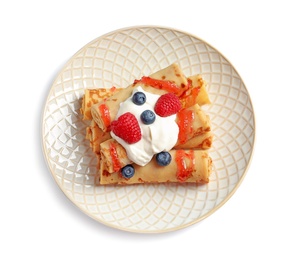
xmin=156 ymin=151 xmax=172 ymax=166
xmin=121 ymin=165 xmax=135 ymax=178
xmin=140 ymin=110 xmax=156 ymax=125
xmin=132 ymin=92 xmax=146 ymax=105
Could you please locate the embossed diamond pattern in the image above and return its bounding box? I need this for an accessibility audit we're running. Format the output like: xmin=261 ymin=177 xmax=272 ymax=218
xmin=42 ymin=27 xmax=255 ymax=233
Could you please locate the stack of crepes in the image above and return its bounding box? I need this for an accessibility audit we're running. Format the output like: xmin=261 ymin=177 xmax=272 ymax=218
xmin=81 ymin=63 xmax=213 ymax=185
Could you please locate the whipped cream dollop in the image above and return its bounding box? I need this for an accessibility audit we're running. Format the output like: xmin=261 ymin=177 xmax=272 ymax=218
xmin=111 ymin=86 xmax=179 ymax=166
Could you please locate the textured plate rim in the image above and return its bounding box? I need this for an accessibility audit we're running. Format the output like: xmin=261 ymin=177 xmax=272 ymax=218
xmin=41 ymin=25 xmax=256 ymax=233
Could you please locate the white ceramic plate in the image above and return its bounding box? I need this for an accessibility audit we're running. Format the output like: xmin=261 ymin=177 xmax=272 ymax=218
xmin=42 ymin=26 xmax=255 ymax=233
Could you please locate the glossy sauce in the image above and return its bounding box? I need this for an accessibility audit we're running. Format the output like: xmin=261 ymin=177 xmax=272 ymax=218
xmin=102 ymin=170 xmax=111 ymax=177
xmin=99 ymin=103 xmax=111 ymax=129
xmin=185 ymin=87 xmax=200 ymax=108
xmin=134 ymin=76 xmax=182 ymax=95
xmin=176 ymin=108 xmax=194 ymax=144
xmin=175 ymin=150 xmax=195 ymax=182
xmin=179 ymin=79 xmax=200 ymax=108
xmin=109 ymin=142 xmax=122 ymax=172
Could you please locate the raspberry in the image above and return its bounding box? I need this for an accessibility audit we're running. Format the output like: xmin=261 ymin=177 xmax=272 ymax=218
xmin=111 ymin=112 xmax=142 ymax=144
xmin=154 ymin=93 xmax=182 ymax=117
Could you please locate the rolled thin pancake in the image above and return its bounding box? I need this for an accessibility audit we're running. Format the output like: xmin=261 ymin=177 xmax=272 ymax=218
xmin=99 ymin=138 xmax=131 ymax=172
xmin=180 ymin=74 xmax=211 ymax=107
xmin=176 ymin=104 xmax=211 ymax=145
xmin=80 ymin=87 xmax=122 ymax=120
xmin=91 ymin=63 xmax=189 ymax=132
xmin=99 ymin=132 xmax=213 ymax=173
xmin=86 ymin=120 xmax=111 ymax=154
xmin=98 ymin=150 xmax=212 ymax=185
xmin=175 ymin=131 xmax=213 ymax=149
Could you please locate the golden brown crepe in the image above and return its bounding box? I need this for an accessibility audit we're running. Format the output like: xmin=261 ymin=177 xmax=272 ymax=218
xmin=99 ymin=138 xmax=131 ymax=173
xmin=175 ymin=104 xmax=211 ymax=145
xmin=175 ymin=132 xmax=213 ymax=149
xmin=86 ymin=120 xmax=111 ymax=154
xmin=97 ymin=132 xmax=213 ymax=173
xmin=98 ymin=150 xmax=212 ymax=185
xmin=90 ymin=63 xmax=188 ymax=131
xmin=180 ymin=74 xmax=211 ymax=107
xmin=80 ymin=87 xmax=122 ymax=120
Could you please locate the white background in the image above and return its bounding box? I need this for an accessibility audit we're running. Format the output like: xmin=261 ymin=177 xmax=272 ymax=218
xmin=1 ymin=0 xmax=298 ymax=259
